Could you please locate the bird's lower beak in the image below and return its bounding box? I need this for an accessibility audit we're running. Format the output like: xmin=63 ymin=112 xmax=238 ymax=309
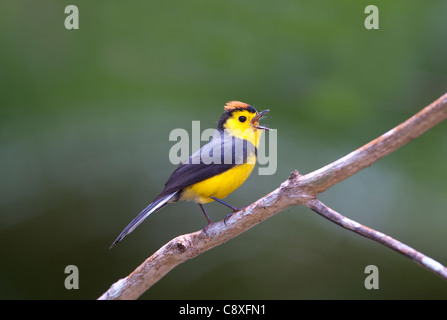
xmin=251 ymin=109 xmax=271 ymax=131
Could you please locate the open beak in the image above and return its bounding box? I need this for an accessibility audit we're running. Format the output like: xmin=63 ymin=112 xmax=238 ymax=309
xmin=251 ymin=109 xmax=271 ymax=131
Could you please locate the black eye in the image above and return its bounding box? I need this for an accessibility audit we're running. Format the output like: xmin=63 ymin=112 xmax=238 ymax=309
xmin=238 ymin=116 xmax=246 ymax=123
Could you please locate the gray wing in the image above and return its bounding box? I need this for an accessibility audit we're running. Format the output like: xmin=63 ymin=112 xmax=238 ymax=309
xmin=162 ymin=130 xmax=256 ymax=195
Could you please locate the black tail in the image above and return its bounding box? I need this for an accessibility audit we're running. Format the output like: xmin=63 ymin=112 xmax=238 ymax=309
xmin=110 ymin=192 xmax=177 ymax=248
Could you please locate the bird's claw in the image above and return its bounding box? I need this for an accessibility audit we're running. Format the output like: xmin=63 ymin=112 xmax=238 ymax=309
xmin=202 ymin=222 xmax=213 ymax=235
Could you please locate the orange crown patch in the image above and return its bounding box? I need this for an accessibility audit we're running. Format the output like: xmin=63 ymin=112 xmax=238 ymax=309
xmin=224 ymin=101 xmax=251 ymax=111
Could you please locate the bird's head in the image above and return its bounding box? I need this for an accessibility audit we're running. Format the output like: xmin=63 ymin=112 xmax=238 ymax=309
xmin=217 ymin=101 xmax=270 ymax=133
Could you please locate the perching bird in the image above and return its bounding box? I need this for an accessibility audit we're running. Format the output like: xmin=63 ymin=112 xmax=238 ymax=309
xmin=110 ymin=101 xmax=270 ymax=248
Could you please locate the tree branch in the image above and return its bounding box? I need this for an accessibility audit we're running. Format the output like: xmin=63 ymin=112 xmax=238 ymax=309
xmin=298 ymin=92 xmax=447 ymax=195
xmin=306 ymin=198 xmax=447 ymax=280
xmin=99 ymin=93 xmax=447 ymax=300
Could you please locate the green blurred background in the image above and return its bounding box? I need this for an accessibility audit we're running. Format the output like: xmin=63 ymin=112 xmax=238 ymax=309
xmin=1 ymin=0 xmax=446 ymax=299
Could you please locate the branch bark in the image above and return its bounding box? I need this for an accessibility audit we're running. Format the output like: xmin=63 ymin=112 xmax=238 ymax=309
xmin=99 ymin=93 xmax=447 ymax=300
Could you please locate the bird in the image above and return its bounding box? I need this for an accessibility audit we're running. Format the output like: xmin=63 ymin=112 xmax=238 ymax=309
xmin=110 ymin=101 xmax=270 ymax=248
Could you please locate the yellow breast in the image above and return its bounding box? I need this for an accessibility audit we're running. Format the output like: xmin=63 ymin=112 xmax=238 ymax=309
xmin=180 ymin=160 xmax=256 ymax=204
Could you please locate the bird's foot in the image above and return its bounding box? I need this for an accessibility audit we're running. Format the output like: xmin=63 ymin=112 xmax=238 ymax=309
xmin=223 ymin=204 xmax=250 ymax=226
xmin=202 ymin=221 xmax=214 ymax=235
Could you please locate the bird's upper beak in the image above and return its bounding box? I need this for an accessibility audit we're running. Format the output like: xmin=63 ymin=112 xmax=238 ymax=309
xmin=251 ymin=109 xmax=271 ymax=131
